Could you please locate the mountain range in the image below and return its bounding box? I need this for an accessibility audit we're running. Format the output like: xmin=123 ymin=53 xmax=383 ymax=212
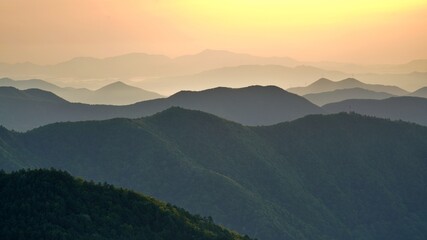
xmin=304 ymin=88 xmax=396 ymax=106
xmin=0 ymin=50 xmax=299 ymax=80
xmin=0 ymin=169 xmax=251 ymax=240
xmin=2 ymin=50 xmax=427 ymax=93
xmin=288 ymin=78 xmax=408 ymax=96
xmin=0 ymin=77 xmax=162 ymax=105
xmin=135 ymin=65 xmax=348 ymax=95
xmin=323 ymin=96 xmax=427 ymax=126
xmin=1 ymin=108 xmax=426 ymax=240
xmin=0 ymin=85 xmax=324 ymax=131
xmin=136 ymin=67 xmax=427 ymax=96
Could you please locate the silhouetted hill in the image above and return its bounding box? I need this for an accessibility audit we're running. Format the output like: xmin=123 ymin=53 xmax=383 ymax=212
xmin=85 ymin=81 xmax=163 ymax=105
xmin=0 ymin=169 xmax=251 ymax=240
xmin=0 ymin=78 xmax=163 ymax=105
xmin=304 ymin=88 xmax=395 ymax=106
xmin=410 ymin=87 xmax=427 ymax=98
xmin=0 ymin=87 xmax=67 ymax=103
xmin=159 ymin=85 xmax=324 ymax=125
xmin=1 ymin=109 xmax=427 ymax=240
xmin=0 ymin=86 xmax=323 ymax=130
xmin=323 ymin=96 xmax=427 ymax=126
xmin=288 ymin=78 xmax=408 ymax=96
xmin=0 ymin=77 xmax=62 ymax=92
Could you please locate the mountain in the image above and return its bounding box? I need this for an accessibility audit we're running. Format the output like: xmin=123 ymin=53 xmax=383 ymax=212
xmin=323 ymin=96 xmax=427 ymax=126
xmin=0 ymin=87 xmax=126 ymax=131
xmin=173 ymin=49 xmax=299 ymax=72
xmin=0 ymin=85 xmax=324 ymax=131
xmin=136 ymin=65 xmax=348 ymax=95
xmin=410 ymin=87 xmax=427 ymax=98
xmin=0 ymin=169 xmax=251 ymax=240
xmin=2 ymin=51 xmax=427 ymax=92
xmin=80 ymin=81 xmax=163 ymax=105
xmin=0 ymin=86 xmax=67 ymax=103
xmin=152 ymin=85 xmax=324 ymax=125
xmin=304 ymin=88 xmax=396 ymax=106
xmin=0 ymin=50 xmax=299 ymax=82
xmin=0 ymin=76 xmax=63 ymax=92
xmin=355 ymin=71 xmax=427 ymax=92
xmin=1 ymin=109 xmax=427 ymax=240
xmin=288 ymin=78 xmax=409 ymax=96
xmin=0 ymin=78 xmax=163 ymax=105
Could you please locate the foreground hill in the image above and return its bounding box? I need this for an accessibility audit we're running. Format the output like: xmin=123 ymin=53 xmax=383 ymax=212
xmin=0 ymin=85 xmax=324 ymax=131
xmin=323 ymin=96 xmax=427 ymax=126
xmin=304 ymin=88 xmax=395 ymax=106
xmin=1 ymin=108 xmax=427 ymax=240
xmin=0 ymin=169 xmax=251 ymax=240
xmin=0 ymin=77 xmax=162 ymax=105
xmin=288 ymin=78 xmax=408 ymax=96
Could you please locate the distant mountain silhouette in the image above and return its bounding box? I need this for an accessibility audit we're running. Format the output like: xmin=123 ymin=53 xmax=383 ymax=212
xmin=0 ymin=85 xmax=323 ymax=131
xmin=0 ymin=87 xmax=67 ymax=103
xmin=410 ymin=87 xmax=427 ymax=98
xmin=137 ymin=65 xmax=347 ymax=95
xmin=2 ymin=109 xmax=427 ymax=240
xmin=323 ymin=96 xmax=427 ymax=126
xmin=153 ymin=85 xmax=324 ymax=125
xmin=357 ymin=71 xmax=427 ymax=92
xmin=84 ymin=81 xmax=163 ymax=105
xmin=0 ymin=78 xmax=163 ymax=105
xmin=0 ymin=50 xmax=299 ymax=81
xmin=304 ymin=88 xmax=396 ymax=106
xmin=2 ymin=51 xmax=426 ymax=92
xmin=288 ymin=78 xmax=408 ymax=96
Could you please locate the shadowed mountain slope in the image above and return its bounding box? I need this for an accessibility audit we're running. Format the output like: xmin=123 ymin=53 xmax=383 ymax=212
xmin=323 ymin=96 xmax=427 ymax=126
xmin=1 ymin=108 xmax=427 ymax=240
xmin=0 ymin=85 xmax=324 ymax=131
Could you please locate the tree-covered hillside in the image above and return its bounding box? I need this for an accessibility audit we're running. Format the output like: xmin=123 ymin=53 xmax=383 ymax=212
xmin=1 ymin=108 xmax=427 ymax=240
xmin=0 ymin=169 xmax=251 ymax=240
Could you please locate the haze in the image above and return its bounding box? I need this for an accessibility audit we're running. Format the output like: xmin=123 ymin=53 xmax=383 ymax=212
xmin=1 ymin=0 xmax=426 ymax=64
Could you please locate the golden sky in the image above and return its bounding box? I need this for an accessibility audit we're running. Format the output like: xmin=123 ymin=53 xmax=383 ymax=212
xmin=1 ymin=0 xmax=426 ymax=64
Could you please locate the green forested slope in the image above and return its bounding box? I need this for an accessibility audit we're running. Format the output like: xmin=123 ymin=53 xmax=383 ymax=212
xmin=1 ymin=108 xmax=426 ymax=240
xmin=0 ymin=169 xmax=251 ymax=240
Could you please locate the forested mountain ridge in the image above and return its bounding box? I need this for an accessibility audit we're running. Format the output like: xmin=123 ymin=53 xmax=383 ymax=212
xmin=323 ymin=96 xmax=427 ymax=126
xmin=0 ymin=169 xmax=252 ymax=240
xmin=0 ymin=108 xmax=427 ymax=240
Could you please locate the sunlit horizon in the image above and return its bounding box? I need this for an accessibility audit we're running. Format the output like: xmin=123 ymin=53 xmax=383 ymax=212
xmin=1 ymin=0 xmax=426 ymax=65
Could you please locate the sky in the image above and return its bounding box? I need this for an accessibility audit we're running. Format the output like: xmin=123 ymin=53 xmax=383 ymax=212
xmin=0 ymin=0 xmax=426 ymax=64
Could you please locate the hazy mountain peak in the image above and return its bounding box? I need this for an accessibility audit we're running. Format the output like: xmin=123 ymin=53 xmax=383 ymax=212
xmin=197 ymin=49 xmax=244 ymax=56
xmin=311 ymin=78 xmax=334 ymax=85
xmin=339 ymin=78 xmax=362 ymax=84
xmin=96 ymin=81 xmax=138 ymax=91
